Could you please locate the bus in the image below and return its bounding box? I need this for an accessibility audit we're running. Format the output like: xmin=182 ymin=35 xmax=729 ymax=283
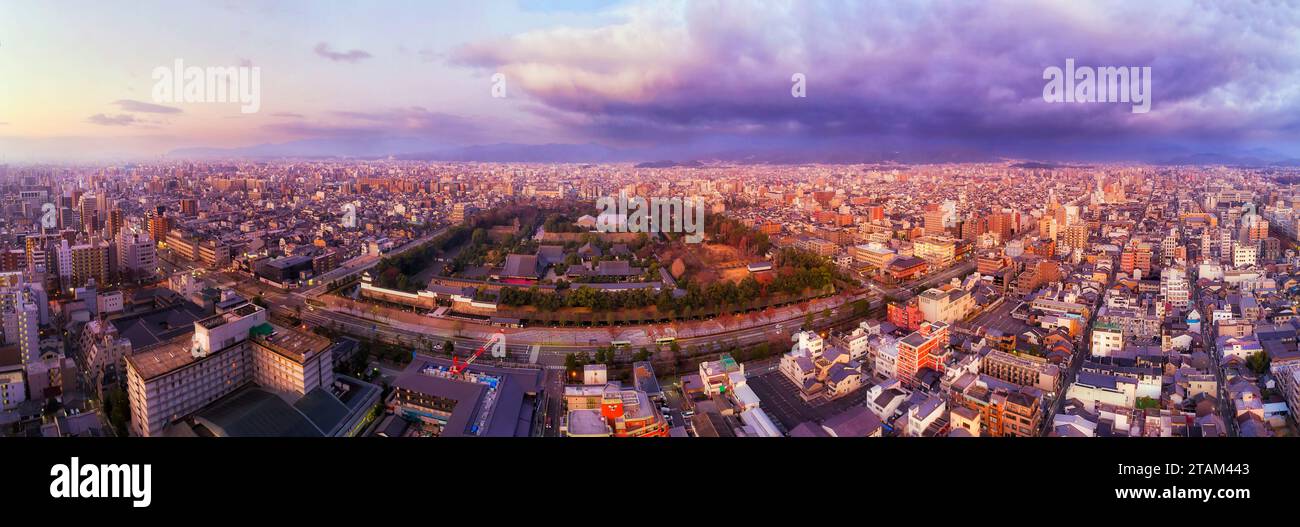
xmin=611 ymin=340 xmax=632 ymax=349
xmin=655 ymin=336 xmax=677 ymax=345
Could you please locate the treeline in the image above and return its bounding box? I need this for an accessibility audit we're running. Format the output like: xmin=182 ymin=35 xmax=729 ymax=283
xmin=495 ymin=246 xmax=840 ymax=315
xmin=370 ymin=204 xmax=548 ymax=291
xmin=542 ymin=213 xmax=587 ymax=233
xmin=371 ymin=225 xmax=472 ymax=291
xmin=706 ymin=214 xmax=771 ymax=256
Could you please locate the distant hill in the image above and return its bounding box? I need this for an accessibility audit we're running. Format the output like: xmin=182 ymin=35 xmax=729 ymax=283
xmin=1156 ymin=152 xmax=1300 ymax=167
xmin=634 ymin=160 xmax=703 ymax=168
xmin=166 ymin=139 xmax=1299 ymax=166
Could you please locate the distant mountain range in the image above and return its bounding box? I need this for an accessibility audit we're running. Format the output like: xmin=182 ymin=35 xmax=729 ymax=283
xmin=165 ymin=138 xmax=1002 ymax=165
xmin=1155 ymin=152 xmax=1300 ymax=167
xmin=165 ymin=139 xmax=1300 ymax=167
xmin=634 ymin=160 xmax=704 ymax=168
xmin=172 ymin=140 xmax=649 ymax=163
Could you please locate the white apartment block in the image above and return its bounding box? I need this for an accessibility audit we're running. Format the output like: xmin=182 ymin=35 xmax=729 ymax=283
xmin=1233 ymin=241 xmax=1258 ymax=268
xmin=117 ymin=230 xmax=158 ymax=277
xmin=1090 ymin=322 xmax=1124 ymax=358
xmin=125 ymin=303 xmax=335 ymax=436
xmin=1160 ymin=267 xmax=1190 ymax=308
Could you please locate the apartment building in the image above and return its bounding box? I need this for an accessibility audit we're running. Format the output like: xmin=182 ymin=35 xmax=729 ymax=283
xmin=918 ymin=285 xmax=975 ymax=324
xmin=913 ymin=235 xmax=957 ymax=268
xmin=1066 ymin=371 xmax=1138 ymax=412
xmin=851 ymin=242 xmax=896 ymax=270
xmin=1090 ymin=321 xmax=1124 ymax=357
xmin=949 ymin=373 xmax=1042 ymax=437
xmin=54 ymin=240 xmax=111 ymax=289
xmin=116 ymin=230 xmax=157 ymax=278
xmin=80 ymin=318 xmax=133 ymax=396
xmin=896 ymin=321 xmax=948 ymax=387
xmin=980 ymin=349 xmax=1061 ymax=394
xmin=125 ymin=303 xmax=335 ymax=436
xmin=1159 ymin=267 xmax=1190 ymax=308
xmin=1232 ymin=241 xmax=1258 ymax=268
xmin=1272 ymin=362 xmax=1300 ymax=424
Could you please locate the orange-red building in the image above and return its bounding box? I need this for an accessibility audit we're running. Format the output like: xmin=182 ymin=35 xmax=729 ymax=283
xmin=563 ymin=384 xmax=669 ymax=437
xmin=897 ymin=321 xmax=949 ymax=387
xmin=887 ymin=298 xmax=924 ymax=332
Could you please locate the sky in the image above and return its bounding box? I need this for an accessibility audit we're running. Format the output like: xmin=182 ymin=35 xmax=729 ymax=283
xmin=1 ymin=0 xmax=1299 ymax=163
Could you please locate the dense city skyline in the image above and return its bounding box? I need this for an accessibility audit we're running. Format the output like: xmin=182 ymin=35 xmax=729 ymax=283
xmin=7 ymin=2 xmax=1298 ymax=516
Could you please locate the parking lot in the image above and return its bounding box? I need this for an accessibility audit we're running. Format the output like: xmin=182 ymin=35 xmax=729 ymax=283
xmin=746 ymin=371 xmax=874 ymax=431
xmin=967 ymin=299 xmax=1033 ymax=336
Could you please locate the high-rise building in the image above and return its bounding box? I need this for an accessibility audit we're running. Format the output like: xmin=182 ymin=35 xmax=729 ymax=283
xmin=117 ymin=230 xmax=157 ymax=280
xmin=107 ymin=208 xmax=124 ymax=239
xmin=57 ymin=240 xmax=111 ymax=289
xmin=148 ymin=208 xmax=170 ymax=243
xmin=15 ymin=301 xmax=40 ymax=364
xmin=896 ymin=321 xmax=948 ymax=387
xmin=1063 ymin=223 xmax=1089 ymax=250
xmin=125 ymin=303 xmax=336 ymax=436
xmin=1160 ymin=267 xmax=1190 ymax=308
xmin=1244 ymin=213 xmax=1268 ymax=243
xmin=923 ymin=204 xmax=946 ymax=235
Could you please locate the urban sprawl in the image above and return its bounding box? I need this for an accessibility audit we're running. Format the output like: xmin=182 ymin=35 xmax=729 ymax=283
xmin=0 ymin=161 xmax=1297 ymax=439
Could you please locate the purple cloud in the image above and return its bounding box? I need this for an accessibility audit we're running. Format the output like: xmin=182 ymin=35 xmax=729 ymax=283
xmin=86 ymin=113 xmax=138 ymax=126
xmin=113 ymin=99 xmax=182 ymax=114
xmin=451 ymin=0 xmax=1300 ymax=158
xmin=314 ymin=42 xmax=372 ymax=63
xmin=262 ymin=106 xmax=490 ymax=144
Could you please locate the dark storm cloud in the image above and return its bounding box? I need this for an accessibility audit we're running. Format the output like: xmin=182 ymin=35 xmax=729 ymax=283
xmin=451 ymin=0 xmax=1300 ymax=158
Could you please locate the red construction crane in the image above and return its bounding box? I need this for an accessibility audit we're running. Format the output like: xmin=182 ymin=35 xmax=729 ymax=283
xmin=450 ymin=334 xmax=504 ymax=377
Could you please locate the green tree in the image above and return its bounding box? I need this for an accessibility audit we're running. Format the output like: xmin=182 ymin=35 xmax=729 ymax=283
xmin=107 ymin=387 xmax=130 ymax=436
xmin=1247 ymin=351 xmax=1271 ymax=375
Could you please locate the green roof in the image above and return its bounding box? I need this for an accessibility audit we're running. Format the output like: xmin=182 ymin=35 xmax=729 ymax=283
xmin=249 ymin=322 xmax=275 ymax=337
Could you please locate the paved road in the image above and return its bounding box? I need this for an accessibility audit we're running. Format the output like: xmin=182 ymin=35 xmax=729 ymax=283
xmin=866 ymin=258 xmax=977 ymax=299
xmin=1039 ymin=304 xmax=1098 ymax=436
xmin=1196 ymin=272 xmax=1237 ymax=437
xmin=294 ymin=295 xmax=875 ymax=368
xmin=746 ymin=370 xmax=873 ymax=433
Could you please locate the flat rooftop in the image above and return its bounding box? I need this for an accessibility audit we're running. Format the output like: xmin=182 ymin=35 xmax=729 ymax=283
xmin=392 ymin=366 xmax=489 ymax=437
xmin=566 ymin=409 xmax=611 ymax=436
xmin=198 ymin=303 xmax=262 ymax=329
xmin=127 ymin=334 xmax=201 ymax=381
xmin=110 ymin=300 xmax=210 ymax=349
xmin=392 ymin=359 xmax=542 ymax=437
xmin=252 ymin=323 xmax=332 ymax=363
